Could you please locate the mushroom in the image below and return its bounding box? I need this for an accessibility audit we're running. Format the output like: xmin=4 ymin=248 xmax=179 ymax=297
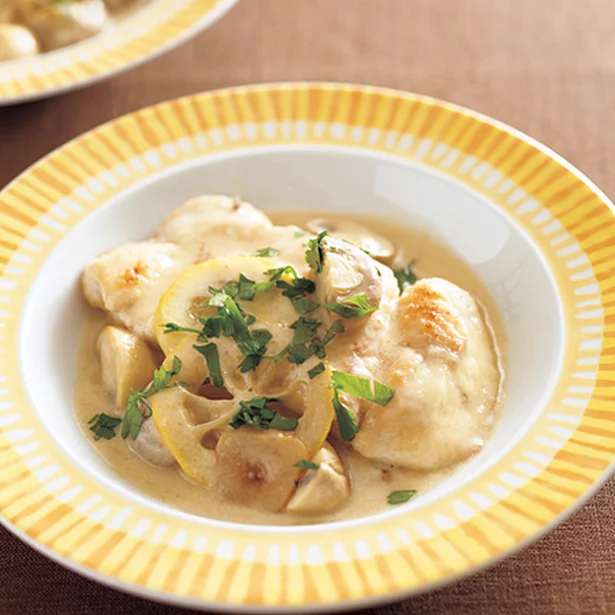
xmin=96 ymin=325 xmax=157 ymax=410
xmin=287 ymin=443 xmax=350 ymax=514
xmin=15 ymin=0 xmax=108 ymax=52
xmin=128 ymin=417 xmax=176 ymax=467
xmin=0 ymin=24 xmax=40 ymax=61
xmin=306 ymin=218 xmax=394 ymax=260
xmin=316 ymin=235 xmax=384 ymax=323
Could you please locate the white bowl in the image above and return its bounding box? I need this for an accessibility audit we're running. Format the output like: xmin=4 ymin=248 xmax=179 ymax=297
xmin=0 ymin=83 xmax=613 ymax=612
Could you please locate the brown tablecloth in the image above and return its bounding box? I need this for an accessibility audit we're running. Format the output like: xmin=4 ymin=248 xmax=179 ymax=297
xmin=2 ymin=0 xmax=615 ymax=612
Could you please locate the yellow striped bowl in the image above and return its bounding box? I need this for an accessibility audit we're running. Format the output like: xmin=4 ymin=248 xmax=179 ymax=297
xmin=0 ymin=0 xmax=238 ymax=105
xmin=0 ymin=83 xmax=614 ymax=611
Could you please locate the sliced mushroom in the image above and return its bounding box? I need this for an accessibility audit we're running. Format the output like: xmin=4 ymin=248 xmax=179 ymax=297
xmin=0 ymin=24 xmax=39 ymax=61
xmin=317 ymin=236 xmax=383 ymax=322
xmin=96 ymin=325 xmax=157 ymax=410
xmin=154 ymin=195 xmax=273 ymax=262
xmin=287 ymin=443 xmax=350 ymax=514
xmin=306 ymin=218 xmax=394 ymax=260
xmin=128 ymin=417 xmax=176 ymax=467
xmin=16 ymin=0 xmax=108 ymax=52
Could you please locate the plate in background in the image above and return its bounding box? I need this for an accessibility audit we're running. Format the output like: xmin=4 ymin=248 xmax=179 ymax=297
xmin=0 ymin=0 xmax=238 ymax=105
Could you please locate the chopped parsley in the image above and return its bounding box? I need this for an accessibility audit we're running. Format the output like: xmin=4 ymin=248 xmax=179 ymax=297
xmin=229 ymin=397 xmax=298 ymax=431
xmin=254 ymin=247 xmax=279 ymax=257
xmin=264 ymin=265 xmax=319 ymax=314
xmin=193 ymin=342 xmax=223 ymax=388
xmin=211 ymin=274 xmax=273 ymax=302
xmin=265 ymin=265 xmax=299 ymax=281
xmin=305 ymin=230 xmax=328 ymax=273
xmin=295 ymin=459 xmax=320 ymax=470
xmin=207 ymin=292 xmax=273 ymax=372
xmin=266 ymin=318 xmax=343 ymax=367
xmin=393 ymin=260 xmax=418 ymax=293
xmin=310 ymin=319 xmax=344 ymax=359
xmin=307 ymin=362 xmax=326 ymax=379
xmin=332 ymin=387 xmax=358 ymax=442
xmin=387 ymin=490 xmax=417 ymax=505
xmin=275 ymin=276 xmax=318 ymax=314
xmin=291 ymin=317 xmax=321 ymax=344
xmin=122 ymin=356 xmax=185 ymax=440
xmin=324 ymin=293 xmax=378 ymax=319
xmin=160 ymin=322 xmax=204 ymax=337
xmin=329 ymin=370 xmax=395 ymax=441
xmin=331 ymin=371 xmax=395 ymax=407
xmin=88 ymin=413 xmax=122 ymax=441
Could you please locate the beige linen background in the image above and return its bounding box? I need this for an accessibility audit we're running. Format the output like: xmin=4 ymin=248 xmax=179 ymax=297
xmin=1 ymin=0 xmax=614 ymax=613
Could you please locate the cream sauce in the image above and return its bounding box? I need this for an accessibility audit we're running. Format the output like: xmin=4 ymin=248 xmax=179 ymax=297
xmin=73 ymin=212 xmax=506 ymax=526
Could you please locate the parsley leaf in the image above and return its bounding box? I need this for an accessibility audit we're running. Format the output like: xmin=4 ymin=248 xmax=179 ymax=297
xmin=88 ymin=413 xmax=122 ymax=441
xmin=332 ymin=387 xmax=358 ymax=441
xmin=229 ymin=397 xmax=299 ymax=431
xmin=121 ymin=356 xmax=185 ymax=440
xmin=295 ymin=459 xmax=320 ymax=470
xmin=265 ymin=265 xmax=299 ymax=282
xmin=309 ymin=319 xmax=344 ymax=359
xmin=305 ymin=230 xmax=328 ymax=273
xmin=237 ymin=273 xmax=274 ymax=301
xmin=291 ymin=317 xmax=321 ymax=344
xmin=255 ymin=247 xmax=279 ymax=257
xmin=388 ymin=490 xmax=417 ymax=505
xmin=265 ymin=265 xmax=320 ymax=313
xmin=290 ymin=297 xmax=319 ymax=314
xmin=308 ymin=362 xmax=326 ymax=379
xmin=160 ymin=322 xmax=204 ymax=337
xmin=324 ymin=293 xmax=378 ymax=319
xmin=393 ymin=260 xmax=417 ymax=293
xmin=275 ymin=276 xmax=318 ymax=314
xmin=193 ymin=342 xmax=223 ymax=388
xmin=331 ymin=370 xmax=395 ymax=407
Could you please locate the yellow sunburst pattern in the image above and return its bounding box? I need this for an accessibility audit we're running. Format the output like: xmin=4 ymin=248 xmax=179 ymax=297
xmin=0 ymin=84 xmax=612 ymax=608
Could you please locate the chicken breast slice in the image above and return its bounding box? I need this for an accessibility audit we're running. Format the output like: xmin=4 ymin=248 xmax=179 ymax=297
xmin=351 ymin=278 xmax=500 ymax=471
xmin=82 ymin=241 xmax=191 ymax=343
xmin=154 ymin=195 xmax=274 ymax=262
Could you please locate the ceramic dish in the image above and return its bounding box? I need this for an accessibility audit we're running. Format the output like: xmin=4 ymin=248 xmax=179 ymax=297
xmin=0 ymin=83 xmax=613 ymax=611
xmin=0 ymin=0 xmax=238 ymax=106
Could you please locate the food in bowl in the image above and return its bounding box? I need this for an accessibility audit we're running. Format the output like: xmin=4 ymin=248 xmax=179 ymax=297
xmin=75 ymin=194 xmax=504 ymax=525
xmin=0 ymin=0 xmax=145 ymax=61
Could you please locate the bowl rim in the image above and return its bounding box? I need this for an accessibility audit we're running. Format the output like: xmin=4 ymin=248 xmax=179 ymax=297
xmin=0 ymin=81 xmax=613 ymax=611
xmin=0 ymin=0 xmax=239 ymax=106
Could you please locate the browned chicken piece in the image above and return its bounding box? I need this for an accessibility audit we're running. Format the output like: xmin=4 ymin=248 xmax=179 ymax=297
xmin=395 ymin=278 xmax=470 ymax=357
xmin=154 ymin=195 xmax=274 ymax=262
xmin=82 ymin=241 xmax=191 ymax=343
xmin=351 ymin=278 xmax=500 ymax=471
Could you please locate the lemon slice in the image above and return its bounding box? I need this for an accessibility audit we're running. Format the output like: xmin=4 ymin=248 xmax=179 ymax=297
xmin=153 ymin=344 xmax=334 ymax=485
xmin=155 ymin=255 xmax=298 ymax=354
xmin=161 ymin=334 xmax=250 ymax=396
xmin=216 ymin=429 xmax=308 ymax=512
xmin=152 ymin=387 xmax=234 ymax=485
